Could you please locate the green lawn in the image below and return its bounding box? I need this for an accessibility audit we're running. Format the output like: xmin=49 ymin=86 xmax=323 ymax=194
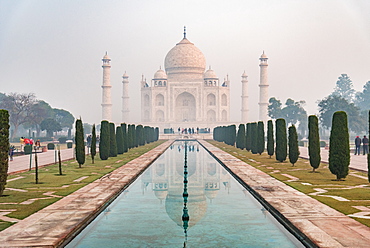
xmin=0 ymin=140 xmax=165 ymax=231
xmin=207 ymin=140 xmax=370 ymax=228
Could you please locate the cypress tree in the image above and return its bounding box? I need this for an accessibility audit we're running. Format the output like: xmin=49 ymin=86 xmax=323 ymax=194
xmin=329 ymin=111 xmax=350 ymax=180
xmin=368 ymin=110 xmax=370 ymax=182
xmin=251 ymin=122 xmax=258 ymax=154
xmin=116 ymin=126 xmax=124 ymax=154
xmin=155 ymin=127 xmax=159 ymax=141
xmin=109 ymin=123 xmax=117 ymax=157
xmin=308 ymin=115 xmax=321 ymax=172
xmin=99 ymin=120 xmax=110 ymax=160
xmin=75 ymin=118 xmax=85 ymax=168
xmin=236 ymin=124 xmax=246 ymax=149
xmin=0 ymin=110 xmax=9 ymax=196
xmin=136 ymin=125 xmax=145 ymax=146
xmin=121 ymin=123 xmax=128 ymax=153
xmin=91 ymin=124 xmax=96 ymax=164
xmin=275 ymin=118 xmax=287 ymax=162
xmin=228 ymin=124 xmax=237 ymax=146
xmin=246 ymin=123 xmax=252 ymax=152
xmin=267 ymin=120 xmax=274 ymax=158
xmin=288 ymin=125 xmax=299 ymax=166
xmin=257 ymin=121 xmax=265 ymax=155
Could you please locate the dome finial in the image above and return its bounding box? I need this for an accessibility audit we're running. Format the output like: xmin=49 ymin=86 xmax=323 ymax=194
xmin=183 ymin=26 xmax=186 ymax=39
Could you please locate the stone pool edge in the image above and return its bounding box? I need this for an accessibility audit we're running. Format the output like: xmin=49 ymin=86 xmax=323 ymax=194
xmin=0 ymin=140 xmax=174 ymax=248
xmin=199 ymin=140 xmax=370 ymax=248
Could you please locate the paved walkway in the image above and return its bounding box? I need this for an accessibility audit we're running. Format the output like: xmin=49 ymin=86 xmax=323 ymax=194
xmin=299 ymin=147 xmax=368 ymax=172
xmin=8 ymin=148 xmax=87 ymax=174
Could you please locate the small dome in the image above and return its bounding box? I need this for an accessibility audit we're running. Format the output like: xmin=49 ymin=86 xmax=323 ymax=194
xmin=242 ymin=71 xmax=248 ymax=77
xmin=154 ymin=69 xmax=167 ymax=79
xmin=122 ymin=72 xmax=129 ymax=78
xmin=204 ymin=67 xmax=218 ymax=79
xmin=103 ymin=52 xmax=110 ymax=60
xmin=260 ymin=51 xmax=268 ymax=58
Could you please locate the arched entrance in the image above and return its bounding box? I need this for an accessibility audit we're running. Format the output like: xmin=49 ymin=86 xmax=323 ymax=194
xmin=175 ymin=92 xmax=196 ymax=122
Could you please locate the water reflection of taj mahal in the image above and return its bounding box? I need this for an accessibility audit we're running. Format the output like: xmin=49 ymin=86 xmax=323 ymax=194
xmin=141 ymin=141 xmax=231 ymax=228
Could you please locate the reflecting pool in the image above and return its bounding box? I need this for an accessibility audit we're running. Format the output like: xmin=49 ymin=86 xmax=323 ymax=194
xmin=66 ymin=141 xmax=304 ymax=247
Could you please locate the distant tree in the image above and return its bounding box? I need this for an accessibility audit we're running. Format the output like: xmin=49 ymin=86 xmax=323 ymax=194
xmin=318 ymin=95 xmax=365 ymax=133
xmin=109 ymin=123 xmax=117 ymax=157
xmin=268 ymin=97 xmax=283 ymax=119
xmin=257 ymin=121 xmax=265 ymax=155
xmin=332 ymin=74 xmax=355 ymax=102
xmin=83 ymin=123 xmax=92 ymax=136
xmin=355 ymin=81 xmax=370 ymax=111
xmin=75 ymin=118 xmax=85 ymax=168
xmin=91 ymin=124 xmax=96 ymax=164
xmin=246 ymin=123 xmax=252 ymax=152
xmin=250 ymin=122 xmax=258 ymax=154
xmin=0 ymin=93 xmax=36 ymax=138
xmin=308 ymin=115 xmax=321 ymax=172
xmin=281 ymin=98 xmax=307 ymax=127
xmin=288 ymin=125 xmax=299 ymax=166
xmin=236 ymin=124 xmax=246 ymax=150
xmin=26 ymin=100 xmax=53 ymax=137
xmin=329 ymin=111 xmax=350 ymax=180
xmin=0 ymin=110 xmax=9 ymax=196
xmin=53 ymin=108 xmax=75 ymax=130
xmin=99 ymin=121 xmax=110 ymax=160
xmin=267 ymin=120 xmax=274 ymax=158
xmin=275 ymin=118 xmax=287 ymax=162
xmin=40 ymin=118 xmax=62 ymax=137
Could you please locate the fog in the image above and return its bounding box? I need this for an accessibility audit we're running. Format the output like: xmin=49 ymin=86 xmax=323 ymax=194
xmin=1 ymin=0 xmax=369 ymax=125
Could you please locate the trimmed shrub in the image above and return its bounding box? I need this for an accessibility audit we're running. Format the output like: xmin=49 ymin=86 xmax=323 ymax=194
xmin=246 ymin=123 xmax=252 ymax=152
xmin=267 ymin=120 xmax=274 ymax=158
xmin=236 ymin=124 xmax=246 ymax=150
xmin=47 ymin=143 xmax=55 ymax=150
xmin=288 ymin=125 xmax=299 ymax=166
xmin=0 ymin=109 xmax=9 ymax=196
xmin=91 ymin=124 xmax=96 ymax=164
xmin=58 ymin=136 xmax=67 ymax=144
xmin=109 ymin=123 xmax=117 ymax=157
xmin=298 ymin=141 xmax=304 ymax=146
xmin=99 ymin=120 xmax=110 ymax=160
xmin=251 ymin=122 xmax=258 ymax=154
xmin=67 ymin=142 xmax=73 ymax=149
xmin=275 ymin=118 xmax=287 ymax=162
xmin=308 ymin=115 xmax=321 ymax=172
xmin=329 ymin=111 xmax=350 ymax=180
xmin=257 ymin=121 xmax=265 ymax=155
xmin=116 ymin=126 xmax=124 ymax=154
xmin=121 ymin=123 xmax=128 ymax=153
xmin=75 ymin=118 xmax=85 ymax=168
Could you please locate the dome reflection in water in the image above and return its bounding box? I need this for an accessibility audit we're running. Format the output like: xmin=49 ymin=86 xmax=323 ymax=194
xmin=66 ymin=141 xmax=304 ymax=248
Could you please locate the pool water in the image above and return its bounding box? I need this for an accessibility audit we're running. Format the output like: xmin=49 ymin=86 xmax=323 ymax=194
xmin=66 ymin=141 xmax=304 ymax=247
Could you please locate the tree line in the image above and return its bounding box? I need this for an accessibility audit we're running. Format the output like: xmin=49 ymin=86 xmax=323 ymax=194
xmin=213 ymin=110 xmax=370 ymax=181
xmin=0 ymin=92 xmax=75 ymax=139
xmin=268 ymin=74 xmax=370 ymax=136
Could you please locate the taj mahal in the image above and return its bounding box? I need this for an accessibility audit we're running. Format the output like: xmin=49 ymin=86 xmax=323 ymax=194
xmin=101 ymin=28 xmax=269 ymax=130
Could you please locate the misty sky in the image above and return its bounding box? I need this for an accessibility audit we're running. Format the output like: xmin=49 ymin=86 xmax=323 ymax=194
xmin=1 ymin=0 xmax=369 ymax=125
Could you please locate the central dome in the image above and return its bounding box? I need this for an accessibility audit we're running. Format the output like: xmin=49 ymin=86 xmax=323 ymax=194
xmin=164 ymin=38 xmax=206 ymax=78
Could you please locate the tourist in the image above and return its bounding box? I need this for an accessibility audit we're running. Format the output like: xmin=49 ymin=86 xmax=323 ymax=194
xmin=362 ymin=135 xmax=369 ymax=155
xmin=354 ymin=136 xmax=361 ymax=155
xmin=8 ymin=145 xmax=15 ymax=161
xmin=35 ymin=139 xmax=41 ymax=148
xmin=20 ymin=137 xmax=25 ymax=151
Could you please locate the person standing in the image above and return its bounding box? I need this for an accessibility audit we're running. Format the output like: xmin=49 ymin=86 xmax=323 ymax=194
xmin=354 ymin=136 xmax=361 ymax=155
xmin=362 ymin=135 xmax=369 ymax=155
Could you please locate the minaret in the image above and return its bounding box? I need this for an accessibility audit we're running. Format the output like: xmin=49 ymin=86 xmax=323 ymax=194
xmin=101 ymin=52 xmax=112 ymax=121
xmin=122 ymin=72 xmax=130 ymax=122
xmin=259 ymin=51 xmax=269 ymax=122
xmin=241 ymin=71 xmax=248 ymax=123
